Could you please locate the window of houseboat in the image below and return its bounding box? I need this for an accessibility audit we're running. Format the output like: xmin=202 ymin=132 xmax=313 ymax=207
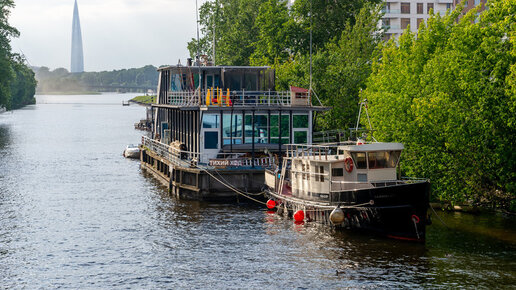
xmin=244 ymin=72 xmax=258 ymax=91
xmin=351 ymin=152 xmax=368 ymax=169
xmin=170 ymin=73 xmax=191 ymax=91
xmin=332 ymin=167 xmax=344 ymax=177
xmin=270 ymin=114 xmax=290 ymax=144
xmin=293 ymin=114 xmax=309 ymax=144
xmin=203 ymin=114 xmax=220 ymax=128
xmin=203 ymin=114 xmax=220 ymax=150
xmin=313 ymin=165 xmax=325 ymax=182
xmin=193 ymin=73 xmax=201 ymax=89
xmin=206 ymin=74 xmax=221 ymax=90
xmin=244 ymin=114 xmax=268 ymax=144
xmin=226 ymin=72 xmax=242 ymax=91
xmin=204 ymin=132 xmax=218 ymax=149
xmin=367 ymin=151 xmax=401 ymax=169
xmin=387 ymin=151 xmax=401 ymax=167
xmin=223 ymin=113 xmax=243 ymax=144
xmin=293 ymin=114 xmax=308 ymax=128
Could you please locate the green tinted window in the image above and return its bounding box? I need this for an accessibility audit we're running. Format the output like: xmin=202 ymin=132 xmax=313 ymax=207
xmin=293 ymin=115 xmax=308 ymax=128
xmin=294 ymin=131 xmax=308 ymax=143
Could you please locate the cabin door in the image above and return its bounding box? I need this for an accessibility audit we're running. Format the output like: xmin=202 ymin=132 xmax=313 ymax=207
xmin=200 ymin=113 xmax=221 ymax=163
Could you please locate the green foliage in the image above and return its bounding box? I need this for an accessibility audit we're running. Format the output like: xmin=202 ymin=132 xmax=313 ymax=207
xmin=250 ymin=0 xmax=297 ymax=65
xmin=188 ymin=0 xmax=267 ymax=65
xmin=289 ymin=0 xmax=381 ymax=55
xmin=35 ymin=65 xmax=158 ymax=93
xmin=10 ymin=54 xmax=36 ymax=109
xmin=273 ymin=4 xmax=383 ymax=130
xmin=362 ymin=0 xmax=515 ymax=208
xmin=313 ymin=4 xmax=383 ymax=129
xmin=0 ymin=0 xmax=36 ymax=111
xmin=131 ymin=95 xmax=156 ymax=104
xmin=189 ymin=0 xmax=379 ymax=66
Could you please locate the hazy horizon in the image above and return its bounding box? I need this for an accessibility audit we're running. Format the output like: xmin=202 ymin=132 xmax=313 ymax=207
xmin=10 ymin=0 xmax=205 ymax=72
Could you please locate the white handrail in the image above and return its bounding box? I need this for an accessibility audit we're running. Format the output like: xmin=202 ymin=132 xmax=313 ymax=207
xmin=141 ymin=136 xmax=273 ymax=169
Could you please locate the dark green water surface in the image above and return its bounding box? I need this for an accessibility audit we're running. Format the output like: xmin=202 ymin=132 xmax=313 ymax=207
xmin=0 ymin=94 xmax=514 ymax=288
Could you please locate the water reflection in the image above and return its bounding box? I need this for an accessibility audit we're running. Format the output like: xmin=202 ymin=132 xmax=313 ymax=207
xmin=0 ymin=124 xmax=10 ymax=149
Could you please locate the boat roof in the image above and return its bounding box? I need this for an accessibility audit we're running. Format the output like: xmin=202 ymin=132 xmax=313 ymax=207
xmin=158 ymin=65 xmax=271 ymax=72
xmin=151 ymin=104 xmax=330 ymax=112
xmin=339 ymin=142 xmax=404 ymax=152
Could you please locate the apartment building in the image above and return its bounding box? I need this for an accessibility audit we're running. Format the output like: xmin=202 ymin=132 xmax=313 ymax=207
xmin=381 ymin=0 xmax=454 ymax=39
xmin=382 ymin=0 xmax=487 ymax=39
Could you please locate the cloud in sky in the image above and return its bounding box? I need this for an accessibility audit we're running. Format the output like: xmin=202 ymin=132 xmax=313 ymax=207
xmin=10 ymin=0 xmax=205 ymax=71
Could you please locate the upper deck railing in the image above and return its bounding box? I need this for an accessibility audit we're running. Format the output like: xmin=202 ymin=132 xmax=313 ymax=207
xmin=162 ymin=89 xmax=311 ymax=108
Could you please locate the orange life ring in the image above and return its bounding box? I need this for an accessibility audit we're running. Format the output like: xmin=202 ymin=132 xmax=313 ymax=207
xmin=344 ymin=157 xmax=354 ymax=173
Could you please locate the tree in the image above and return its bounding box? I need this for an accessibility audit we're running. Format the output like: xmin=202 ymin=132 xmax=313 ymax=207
xmin=250 ymin=0 xmax=298 ymax=65
xmin=313 ymin=4 xmax=383 ymax=130
xmin=0 ymin=0 xmax=19 ymax=109
xmin=361 ymin=0 xmax=515 ymax=208
xmin=10 ymin=54 xmax=36 ymax=109
xmin=289 ymin=0 xmax=381 ymax=55
xmin=273 ymin=4 xmax=383 ymax=130
xmin=188 ymin=0 xmax=267 ymax=65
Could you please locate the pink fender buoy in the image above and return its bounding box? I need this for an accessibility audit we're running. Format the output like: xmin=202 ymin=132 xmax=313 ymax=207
xmin=293 ymin=210 xmax=305 ymax=222
xmin=266 ymin=199 xmax=277 ymax=209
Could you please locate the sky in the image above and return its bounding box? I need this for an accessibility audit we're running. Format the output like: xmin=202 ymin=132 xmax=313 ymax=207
xmin=10 ymin=0 xmax=205 ymax=72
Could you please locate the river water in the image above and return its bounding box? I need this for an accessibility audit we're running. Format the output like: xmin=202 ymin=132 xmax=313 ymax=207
xmin=0 ymin=94 xmax=514 ymax=288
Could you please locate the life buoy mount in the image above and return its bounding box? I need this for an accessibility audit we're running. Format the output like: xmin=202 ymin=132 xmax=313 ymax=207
xmin=344 ymin=157 xmax=354 ymax=173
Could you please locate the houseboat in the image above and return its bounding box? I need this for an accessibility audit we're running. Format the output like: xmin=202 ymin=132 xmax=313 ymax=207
xmin=140 ymin=60 xmax=328 ymax=201
xmin=264 ymin=126 xmax=431 ymax=242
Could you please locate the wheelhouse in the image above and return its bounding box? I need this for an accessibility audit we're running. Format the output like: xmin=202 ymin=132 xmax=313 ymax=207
xmin=279 ymin=142 xmax=405 ymax=201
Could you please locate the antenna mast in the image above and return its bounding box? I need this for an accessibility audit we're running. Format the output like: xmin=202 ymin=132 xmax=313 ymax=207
xmin=196 ymin=0 xmax=202 ymax=101
xmin=213 ymin=0 xmax=217 ymax=65
xmin=309 ymin=0 xmax=313 ymax=97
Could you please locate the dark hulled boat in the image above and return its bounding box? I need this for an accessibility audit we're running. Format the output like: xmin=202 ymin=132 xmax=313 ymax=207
xmin=265 ymin=140 xmax=430 ymax=242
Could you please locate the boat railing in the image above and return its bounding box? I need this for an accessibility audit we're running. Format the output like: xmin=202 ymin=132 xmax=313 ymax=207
xmin=142 ymin=136 xmax=273 ymax=169
xmin=167 ymin=90 xmax=200 ymax=106
xmin=164 ymin=90 xmax=306 ymax=107
xmin=285 ymin=144 xmax=343 ymax=160
xmin=142 ymin=136 xmax=200 ymax=168
xmin=312 ymin=128 xmax=377 ymax=144
xmin=330 ymin=179 xmax=428 ymax=192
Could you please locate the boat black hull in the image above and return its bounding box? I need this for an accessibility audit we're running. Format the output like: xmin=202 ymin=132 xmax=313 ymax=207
xmin=268 ymin=181 xmax=430 ymax=242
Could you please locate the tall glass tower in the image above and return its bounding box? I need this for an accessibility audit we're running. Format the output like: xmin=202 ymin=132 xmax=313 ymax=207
xmin=71 ymin=0 xmax=84 ymax=73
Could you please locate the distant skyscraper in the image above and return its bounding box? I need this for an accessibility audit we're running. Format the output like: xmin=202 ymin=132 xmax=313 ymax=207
xmin=71 ymin=0 xmax=84 ymax=73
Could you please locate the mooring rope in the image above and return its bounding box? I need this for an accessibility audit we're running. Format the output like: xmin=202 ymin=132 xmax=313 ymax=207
xmin=191 ymin=163 xmax=269 ymax=206
xmin=430 ymin=204 xmax=448 ymax=227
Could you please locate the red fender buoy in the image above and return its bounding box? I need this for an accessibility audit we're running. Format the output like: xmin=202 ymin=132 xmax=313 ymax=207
xmin=266 ymin=199 xmax=276 ymax=210
xmin=294 ymin=210 xmax=305 ymax=222
xmin=412 ymin=214 xmax=420 ymax=224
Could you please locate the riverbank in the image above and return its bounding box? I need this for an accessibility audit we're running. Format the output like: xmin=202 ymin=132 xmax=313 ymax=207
xmin=130 ymin=95 xmax=156 ymax=105
xmin=431 ymin=202 xmax=516 ymax=216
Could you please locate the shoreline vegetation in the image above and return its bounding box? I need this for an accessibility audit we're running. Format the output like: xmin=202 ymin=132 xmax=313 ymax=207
xmin=189 ymin=0 xmax=515 ymax=212
xmin=33 ymin=65 xmax=158 ymax=95
xmin=0 ymin=1 xmax=37 ymax=111
xmin=129 ymin=95 xmax=156 ymax=105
